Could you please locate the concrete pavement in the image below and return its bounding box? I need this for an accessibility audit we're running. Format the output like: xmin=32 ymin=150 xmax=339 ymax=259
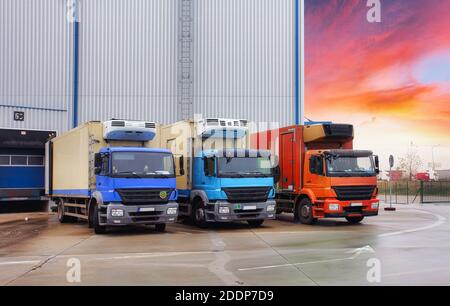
xmin=0 ymin=203 xmax=449 ymax=286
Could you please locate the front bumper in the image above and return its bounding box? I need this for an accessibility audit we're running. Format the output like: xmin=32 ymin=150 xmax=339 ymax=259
xmin=100 ymin=202 xmax=178 ymax=226
xmin=320 ymin=199 xmax=379 ymax=218
xmin=204 ymin=200 xmax=277 ymax=222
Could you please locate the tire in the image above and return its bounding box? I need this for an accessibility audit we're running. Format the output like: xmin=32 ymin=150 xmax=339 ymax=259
xmin=346 ymin=216 xmax=364 ymax=224
xmin=57 ymin=199 xmax=77 ymax=223
xmin=296 ymin=198 xmax=316 ymax=225
xmin=88 ymin=202 xmax=96 ymax=228
xmin=192 ymin=199 xmax=208 ymax=228
xmin=248 ymin=219 xmax=264 ymax=227
xmin=155 ymin=223 xmax=166 ymax=232
xmin=93 ymin=205 xmax=107 ymax=234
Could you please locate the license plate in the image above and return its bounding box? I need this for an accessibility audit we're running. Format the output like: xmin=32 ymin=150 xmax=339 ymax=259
xmin=139 ymin=207 xmax=155 ymax=212
xmin=350 ymin=203 xmax=363 ymax=207
xmin=243 ymin=206 xmax=257 ymax=211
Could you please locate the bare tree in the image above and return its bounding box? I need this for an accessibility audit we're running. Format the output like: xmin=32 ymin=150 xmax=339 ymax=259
xmin=397 ymin=147 xmax=423 ymax=180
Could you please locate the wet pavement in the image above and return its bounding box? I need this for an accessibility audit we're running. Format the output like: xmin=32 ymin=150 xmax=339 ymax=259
xmin=0 ymin=203 xmax=449 ymax=286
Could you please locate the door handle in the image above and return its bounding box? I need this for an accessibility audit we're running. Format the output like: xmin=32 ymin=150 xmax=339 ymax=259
xmin=306 ymin=180 xmax=311 ymax=183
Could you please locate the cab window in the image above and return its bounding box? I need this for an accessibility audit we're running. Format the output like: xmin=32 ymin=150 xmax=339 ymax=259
xmin=309 ymin=156 xmax=324 ymax=176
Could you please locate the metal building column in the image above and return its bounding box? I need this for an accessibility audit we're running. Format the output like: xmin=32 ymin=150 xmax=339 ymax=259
xmin=177 ymin=0 xmax=195 ymax=120
xmin=295 ymin=0 xmax=305 ymax=126
xmin=71 ymin=0 xmax=81 ymax=128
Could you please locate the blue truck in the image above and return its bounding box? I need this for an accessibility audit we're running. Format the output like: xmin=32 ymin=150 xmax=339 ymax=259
xmin=46 ymin=120 xmax=180 ymax=234
xmin=160 ymin=118 xmax=277 ymax=227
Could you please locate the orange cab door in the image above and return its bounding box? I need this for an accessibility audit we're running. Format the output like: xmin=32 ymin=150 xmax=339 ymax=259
xmin=280 ymin=132 xmax=295 ymax=190
xmin=304 ymin=154 xmax=330 ymax=197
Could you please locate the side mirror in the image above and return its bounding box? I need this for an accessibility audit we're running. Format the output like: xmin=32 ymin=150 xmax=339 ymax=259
xmin=174 ymin=155 xmax=185 ymax=177
xmin=94 ymin=153 xmax=102 ymax=175
xmin=272 ymin=165 xmax=281 ymax=184
xmin=179 ymin=155 xmax=185 ymax=176
xmin=374 ymin=155 xmax=380 ymax=174
xmin=203 ymin=157 xmax=214 ymax=177
xmin=94 ymin=153 xmax=102 ymax=168
xmin=317 ymin=157 xmax=325 ymax=176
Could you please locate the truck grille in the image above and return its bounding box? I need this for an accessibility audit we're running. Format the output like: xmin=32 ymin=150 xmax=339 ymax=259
xmin=222 ymin=187 xmax=270 ymax=203
xmin=332 ymin=186 xmax=375 ymax=201
xmin=129 ymin=211 xmax=163 ymax=223
xmin=116 ymin=188 xmax=173 ymax=205
xmin=344 ymin=206 xmax=363 ymax=214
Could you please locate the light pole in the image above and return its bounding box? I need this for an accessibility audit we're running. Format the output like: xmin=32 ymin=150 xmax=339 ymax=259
xmin=386 ymin=155 xmax=396 ymax=211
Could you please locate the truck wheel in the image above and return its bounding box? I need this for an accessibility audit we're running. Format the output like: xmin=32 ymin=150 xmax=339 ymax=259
xmin=192 ymin=200 xmax=208 ymax=228
xmin=248 ymin=220 xmax=264 ymax=227
xmin=346 ymin=216 xmax=364 ymax=224
xmin=155 ymin=223 xmax=166 ymax=232
xmin=93 ymin=205 xmax=107 ymax=234
xmin=297 ymin=198 xmax=316 ymax=225
xmin=57 ymin=200 xmax=77 ymax=223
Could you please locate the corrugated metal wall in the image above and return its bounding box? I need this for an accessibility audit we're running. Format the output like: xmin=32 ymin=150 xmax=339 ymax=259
xmin=194 ymin=0 xmax=295 ymax=126
xmin=0 ymin=0 xmax=72 ymax=133
xmin=1 ymin=0 xmax=297 ymax=133
xmin=78 ymin=0 xmax=179 ymax=125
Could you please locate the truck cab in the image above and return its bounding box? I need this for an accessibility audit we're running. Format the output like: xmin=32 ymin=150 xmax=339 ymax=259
xmin=252 ymin=123 xmax=380 ymax=225
xmin=160 ymin=118 xmax=277 ymax=227
xmin=93 ymin=147 xmax=179 ymax=230
xmin=188 ymin=148 xmax=276 ymax=227
xmin=48 ymin=120 xmax=179 ymax=234
xmin=297 ymin=149 xmax=379 ymax=223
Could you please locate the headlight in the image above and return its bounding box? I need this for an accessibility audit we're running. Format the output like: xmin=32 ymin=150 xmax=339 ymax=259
xmin=371 ymin=202 xmax=379 ymax=210
xmin=328 ymin=204 xmax=340 ymax=211
xmin=167 ymin=207 xmax=178 ymax=215
xmin=219 ymin=206 xmax=230 ymax=214
xmin=111 ymin=209 xmax=124 ymax=217
xmin=267 ymin=204 xmax=276 ymax=212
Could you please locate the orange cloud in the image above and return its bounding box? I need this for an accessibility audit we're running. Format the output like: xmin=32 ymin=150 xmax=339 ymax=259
xmin=305 ymin=0 xmax=450 ymax=127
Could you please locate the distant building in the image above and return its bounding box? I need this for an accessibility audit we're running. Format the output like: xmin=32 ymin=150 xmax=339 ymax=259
xmin=388 ymin=170 xmax=406 ymax=181
xmin=437 ymin=170 xmax=450 ymax=181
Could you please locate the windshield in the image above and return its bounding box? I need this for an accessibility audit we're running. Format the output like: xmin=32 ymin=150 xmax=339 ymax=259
xmin=326 ymin=156 xmax=376 ymax=177
xmin=216 ymin=157 xmax=273 ymax=178
xmin=111 ymin=152 xmax=175 ymax=178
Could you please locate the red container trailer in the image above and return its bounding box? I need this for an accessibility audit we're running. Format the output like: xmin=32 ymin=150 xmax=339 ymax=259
xmin=415 ymin=172 xmax=430 ymax=182
xmin=251 ymin=124 xmax=380 ymax=224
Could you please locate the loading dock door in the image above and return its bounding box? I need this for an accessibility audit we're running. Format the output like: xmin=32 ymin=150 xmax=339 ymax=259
xmin=0 ymin=129 xmax=56 ymax=201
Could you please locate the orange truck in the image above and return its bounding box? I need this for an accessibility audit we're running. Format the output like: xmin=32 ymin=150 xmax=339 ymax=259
xmin=251 ymin=123 xmax=380 ymax=224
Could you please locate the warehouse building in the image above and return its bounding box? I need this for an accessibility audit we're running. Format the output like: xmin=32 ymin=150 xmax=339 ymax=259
xmin=0 ymin=0 xmax=304 ymax=203
xmin=0 ymin=0 xmax=304 ymax=133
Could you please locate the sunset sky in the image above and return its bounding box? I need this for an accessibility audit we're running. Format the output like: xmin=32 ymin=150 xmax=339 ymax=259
xmin=305 ymin=0 xmax=450 ymax=170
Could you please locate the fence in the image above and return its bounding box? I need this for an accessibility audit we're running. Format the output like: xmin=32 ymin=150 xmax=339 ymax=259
xmin=420 ymin=181 xmax=450 ymax=203
xmin=377 ymin=181 xmax=450 ymax=204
